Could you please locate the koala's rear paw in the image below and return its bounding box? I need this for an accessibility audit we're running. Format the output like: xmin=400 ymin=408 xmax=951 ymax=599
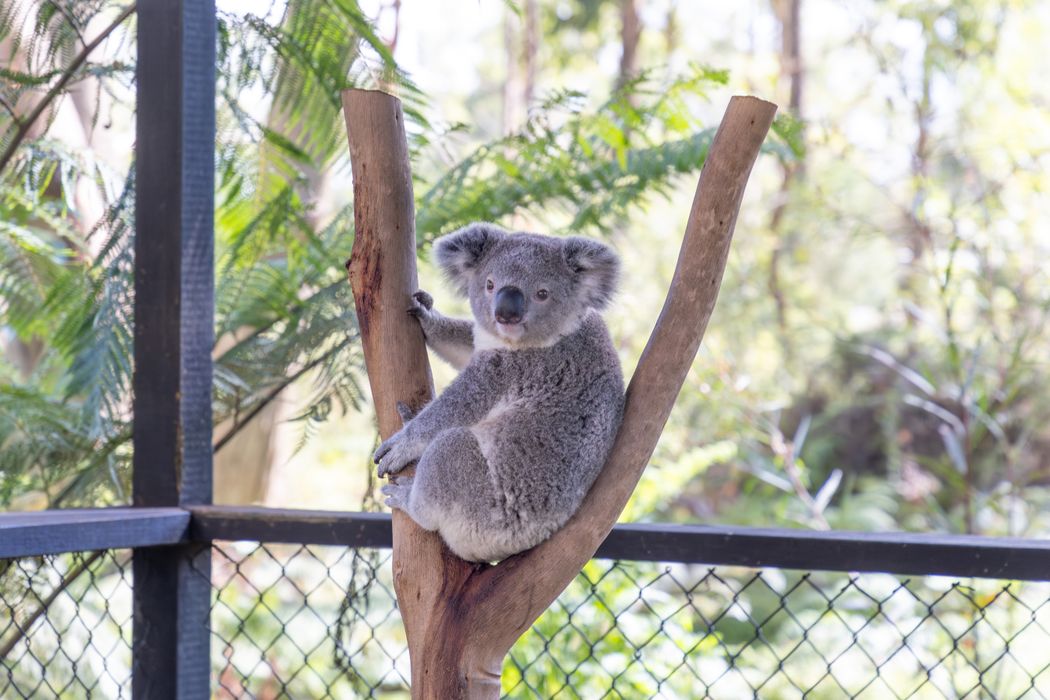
xmin=407 ymin=290 xmax=434 ymax=318
xmin=381 ymin=476 xmax=413 ymax=511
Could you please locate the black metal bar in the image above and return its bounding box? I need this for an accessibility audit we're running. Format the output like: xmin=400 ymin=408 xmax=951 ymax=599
xmin=189 ymin=506 xmax=393 ymax=548
xmin=189 ymin=506 xmax=1050 ymax=582
xmin=595 ymin=523 xmax=1050 ymax=581
xmin=133 ymin=0 xmax=215 ymax=697
xmin=0 ymin=508 xmax=188 ymax=558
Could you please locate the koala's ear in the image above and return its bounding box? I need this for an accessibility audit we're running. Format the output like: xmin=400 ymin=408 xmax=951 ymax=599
xmin=434 ymin=223 xmax=505 ymax=295
xmin=563 ymin=237 xmax=620 ymax=310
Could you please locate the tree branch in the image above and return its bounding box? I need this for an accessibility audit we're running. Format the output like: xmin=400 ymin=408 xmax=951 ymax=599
xmin=340 ymin=89 xmax=458 ymax=695
xmin=467 ymin=94 xmax=778 ymax=674
xmin=0 ymin=2 xmax=136 ymax=175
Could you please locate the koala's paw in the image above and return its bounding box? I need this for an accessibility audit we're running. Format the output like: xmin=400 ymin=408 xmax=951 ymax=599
xmin=407 ymin=290 xmax=434 ymax=319
xmin=381 ymin=476 xmax=413 ymax=511
xmin=373 ymin=429 xmax=425 ymax=477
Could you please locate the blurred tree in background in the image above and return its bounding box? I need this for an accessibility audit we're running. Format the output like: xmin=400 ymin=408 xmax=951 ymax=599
xmin=0 ymin=0 xmax=1047 ymax=543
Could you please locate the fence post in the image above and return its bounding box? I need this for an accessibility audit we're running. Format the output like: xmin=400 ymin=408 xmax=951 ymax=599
xmin=132 ymin=0 xmax=215 ymax=697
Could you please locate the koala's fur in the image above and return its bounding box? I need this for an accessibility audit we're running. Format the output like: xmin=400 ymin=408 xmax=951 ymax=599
xmin=373 ymin=223 xmax=624 ymax=562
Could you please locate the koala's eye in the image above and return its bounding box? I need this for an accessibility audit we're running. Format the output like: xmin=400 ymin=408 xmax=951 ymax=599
xmin=485 ymin=279 xmax=494 ymax=292
xmin=535 ymin=289 xmax=550 ymax=301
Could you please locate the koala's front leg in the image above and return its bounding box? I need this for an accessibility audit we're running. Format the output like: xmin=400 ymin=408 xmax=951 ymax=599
xmin=374 ymin=356 xmax=505 ymax=478
xmin=409 ymin=290 xmax=474 ymax=370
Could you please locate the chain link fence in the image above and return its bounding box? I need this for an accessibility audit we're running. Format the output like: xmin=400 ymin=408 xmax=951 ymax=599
xmin=2 ymin=543 xmax=1049 ymax=698
xmin=202 ymin=542 xmax=1050 ymax=699
xmin=0 ymin=550 xmax=132 ymax=698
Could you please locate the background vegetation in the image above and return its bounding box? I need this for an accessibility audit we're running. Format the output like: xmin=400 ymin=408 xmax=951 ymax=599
xmin=1 ymin=0 xmax=1048 ymax=541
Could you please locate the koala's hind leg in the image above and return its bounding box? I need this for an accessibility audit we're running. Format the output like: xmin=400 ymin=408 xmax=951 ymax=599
xmin=403 ymin=427 xmax=504 ymax=561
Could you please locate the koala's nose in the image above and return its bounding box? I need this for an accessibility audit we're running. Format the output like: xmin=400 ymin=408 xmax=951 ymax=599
xmin=494 ymin=286 xmax=525 ymax=325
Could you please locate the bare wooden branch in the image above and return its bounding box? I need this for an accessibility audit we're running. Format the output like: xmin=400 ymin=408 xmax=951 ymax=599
xmin=343 ymin=89 xmax=776 ymax=698
xmin=341 ymin=89 xmax=476 ymax=694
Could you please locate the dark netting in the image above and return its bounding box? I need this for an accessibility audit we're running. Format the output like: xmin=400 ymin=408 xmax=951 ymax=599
xmin=201 ymin=542 xmax=407 ymax=698
xmin=198 ymin=543 xmax=1050 ymax=699
xmin=0 ymin=550 xmax=132 ymax=699
xmin=3 ymin=544 xmax=1047 ymax=698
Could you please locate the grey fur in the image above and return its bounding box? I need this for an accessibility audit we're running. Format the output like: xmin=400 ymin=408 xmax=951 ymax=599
xmin=374 ymin=223 xmax=624 ymax=562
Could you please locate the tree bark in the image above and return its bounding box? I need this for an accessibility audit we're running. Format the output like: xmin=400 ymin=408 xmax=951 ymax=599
xmin=341 ymin=90 xmax=477 ymax=695
xmin=342 ymin=88 xmax=776 ymax=698
xmin=767 ymin=0 xmax=804 ymax=356
xmin=523 ymin=0 xmax=538 ymax=108
xmin=618 ymin=0 xmax=641 ymax=90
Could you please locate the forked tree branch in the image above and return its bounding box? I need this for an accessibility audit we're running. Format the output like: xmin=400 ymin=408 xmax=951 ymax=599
xmin=342 ymin=88 xmax=776 ymax=698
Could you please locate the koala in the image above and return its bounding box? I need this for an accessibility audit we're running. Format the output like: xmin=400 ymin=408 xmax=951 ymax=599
xmin=373 ymin=222 xmax=624 ymax=562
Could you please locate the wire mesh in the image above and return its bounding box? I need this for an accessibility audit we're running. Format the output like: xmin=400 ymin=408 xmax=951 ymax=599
xmin=0 ymin=550 xmax=132 ymax=699
xmin=2 ymin=543 xmax=1048 ymax=698
xmin=200 ymin=542 xmax=1050 ymax=699
xmin=202 ymin=542 xmax=407 ymax=698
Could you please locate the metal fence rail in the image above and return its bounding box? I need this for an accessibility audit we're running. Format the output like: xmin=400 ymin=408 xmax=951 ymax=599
xmin=3 ymin=539 xmax=1048 ymax=699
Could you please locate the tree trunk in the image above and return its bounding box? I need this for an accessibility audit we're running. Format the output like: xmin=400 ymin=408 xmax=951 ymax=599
xmin=342 ymin=88 xmax=776 ymax=698
xmin=523 ymin=0 xmax=538 ymax=108
xmin=767 ymin=0 xmax=804 ymax=355
xmin=501 ymin=1 xmax=538 ymax=134
xmin=341 ymin=90 xmax=479 ymax=695
xmin=502 ymin=6 xmax=521 ymax=134
xmin=618 ymin=0 xmax=641 ymax=90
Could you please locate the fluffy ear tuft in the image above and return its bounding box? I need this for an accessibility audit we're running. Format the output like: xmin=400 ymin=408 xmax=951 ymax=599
xmin=562 ymin=236 xmax=620 ymax=310
xmin=433 ymin=223 xmax=506 ymax=295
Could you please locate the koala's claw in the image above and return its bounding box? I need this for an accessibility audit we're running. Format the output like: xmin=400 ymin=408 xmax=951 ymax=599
xmin=381 ymin=477 xmax=413 ymax=511
xmin=407 ymin=290 xmax=434 ymax=319
xmin=374 ymin=431 xmax=423 ymax=477
xmin=413 ymin=290 xmax=434 ymax=310
xmin=395 ymin=401 xmax=417 ymax=423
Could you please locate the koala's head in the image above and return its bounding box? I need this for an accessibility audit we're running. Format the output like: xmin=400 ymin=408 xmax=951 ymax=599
xmin=434 ymin=222 xmax=619 ymax=348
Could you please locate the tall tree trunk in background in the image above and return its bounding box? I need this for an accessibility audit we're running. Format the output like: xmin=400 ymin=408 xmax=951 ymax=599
xmin=777 ymin=0 xmax=803 ymax=115
xmin=767 ymin=0 xmax=803 ymax=361
xmin=613 ymin=0 xmax=641 ymax=252
xmin=663 ymin=1 xmax=679 ymax=61
xmin=523 ymin=0 xmax=538 ymax=109
xmin=385 ymin=0 xmax=402 ymax=53
xmin=502 ymin=6 xmax=521 ymax=133
xmin=902 ymin=19 xmax=934 ymax=318
xmin=503 ymin=2 xmax=538 ymax=133
xmin=618 ymin=0 xmax=641 ymax=90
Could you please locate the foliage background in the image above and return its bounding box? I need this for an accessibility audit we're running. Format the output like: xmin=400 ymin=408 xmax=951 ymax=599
xmin=1 ymin=0 xmax=1048 ymax=540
